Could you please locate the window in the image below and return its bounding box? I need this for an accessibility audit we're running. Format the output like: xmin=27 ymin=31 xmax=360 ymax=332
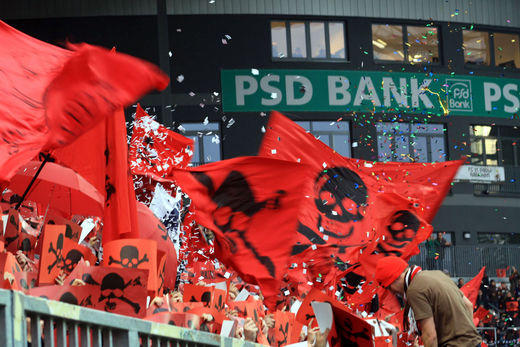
xmin=271 ymin=21 xmax=346 ymax=60
xmin=376 ymin=122 xmax=446 ymax=162
xmin=372 ymin=24 xmax=439 ymax=64
xmin=469 ymin=125 xmax=520 ymax=166
xmin=478 ymin=232 xmax=520 ymax=245
xmin=178 ymin=122 xmax=221 ymax=166
xmin=295 ymin=120 xmax=351 ymax=157
xmin=463 ymin=30 xmax=520 ymax=68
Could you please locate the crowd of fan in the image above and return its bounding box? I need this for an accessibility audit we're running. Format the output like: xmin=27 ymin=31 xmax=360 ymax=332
xmin=470 ymin=267 xmax=520 ymax=346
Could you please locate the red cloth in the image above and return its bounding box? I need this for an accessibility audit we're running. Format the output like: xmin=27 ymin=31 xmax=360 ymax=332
xmin=0 ymin=21 xmax=168 ymax=183
xmin=375 ymin=256 xmax=408 ymax=288
xmin=461 ymin=266 xmax=486 ymax=307
xmin=172 ymin=156 xmax=313 ymax=308
xmin=103 ymin=109 xmax=139 ymax=243
xmin=129 ymin=104 xmax=194 ymax=179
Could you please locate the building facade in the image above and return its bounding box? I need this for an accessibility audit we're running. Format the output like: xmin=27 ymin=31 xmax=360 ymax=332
xmin=4 ymin=0 xmax=520 ymax=248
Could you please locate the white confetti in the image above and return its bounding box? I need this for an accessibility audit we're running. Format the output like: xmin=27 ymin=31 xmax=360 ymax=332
xmin=271 ymin=149 xmax=277 ymax=154
xmin=226 ymin=118 xmax=235 ymax=128
xmin=311 ymin=244 xmax=317 ymax=250
xmin=323 ymin=235 xmax=328 ymax=241
xmin=364 ymin=162 xmax=373 ymax=168
xmin=176 ymin=74 xmax=184 ymax=82
xmin=251 ymin=68 xmax=259 ymax=75
xmin=168 ymin=51 xmax=173 ymax=57
xmin=188 ymin=92 xmax=195 ymax=96
xmin=261 ymin=126 xmax=266 ymax=133
xmin=352 ymin=142 xmax=358 ymax=147
xmin=322 ymin=162 xmax=327 ymax=168
xmin=284 ymin=290 xmax=290 ymax=296
xmin=224 ymin=272 xmax=231 ymax=279
xmin=225 ymin=34 xmax=232 ymax=40
xmin=203 ymin=117 xmax=209 ymax=125
xmin=270 ymin=92 xmax=277 ymax=99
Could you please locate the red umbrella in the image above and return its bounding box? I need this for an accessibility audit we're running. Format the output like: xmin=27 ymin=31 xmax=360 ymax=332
xmin=8 ymin=161 xmax=104 ymax=217
xmin=137 ymin=202 xmax=177 ymax=290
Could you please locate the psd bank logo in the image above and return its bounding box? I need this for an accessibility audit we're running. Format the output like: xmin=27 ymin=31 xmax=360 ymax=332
xmin=446 ymin=79 xmax=473 ymax=112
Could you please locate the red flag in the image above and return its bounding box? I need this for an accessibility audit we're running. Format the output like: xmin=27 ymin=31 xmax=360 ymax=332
xmin=0 ymin=21 xmax=169 ymax=183
xmin=461 ymin=266 xmax=486 ymax=307
xmin=103 ymin=109 xmax=140 ymax=243
xmin=172 ymin=156 xmax=313 ymax=308
xmin=259 ymin=112 xmax=440 ymax=297
xmin=129 ymin=104 xmax=194 ymax=179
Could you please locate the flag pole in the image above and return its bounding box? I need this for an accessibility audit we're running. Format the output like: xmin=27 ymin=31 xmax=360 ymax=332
xmin=15 ymin=153 xmax=51 ymax=210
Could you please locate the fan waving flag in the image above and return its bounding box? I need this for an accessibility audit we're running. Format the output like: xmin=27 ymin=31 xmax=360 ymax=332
xmin=259 ymin=111 xmax=461 ymax=302
xmin=172 ymin=157 xmax=313 ymax=308
xmin=0 ymin=20 xmax=169 ymax=183
xmin=129 ymin=104 xmax=194 ymax=179
xmin=461 ymin=266 xmax=486 ymax=307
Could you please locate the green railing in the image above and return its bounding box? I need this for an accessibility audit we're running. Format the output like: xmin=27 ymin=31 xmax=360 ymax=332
xmin=0 ymin=289 xmax=262 ymax=347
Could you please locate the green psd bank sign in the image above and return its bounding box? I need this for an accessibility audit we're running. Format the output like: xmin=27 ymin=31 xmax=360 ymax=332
xmin=221 ymin=69 xmax=520 ymax=118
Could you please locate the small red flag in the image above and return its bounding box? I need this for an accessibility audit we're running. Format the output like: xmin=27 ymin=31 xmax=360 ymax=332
xmin=129 ymin=104 xmax=194 ymax=179
xmin=461 ymin=266 xmax=486 ymax=308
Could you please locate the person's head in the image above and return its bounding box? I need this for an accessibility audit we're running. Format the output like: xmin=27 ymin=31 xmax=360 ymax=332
xmin=491 ymin=280 xmax=496 ymax=287
xmin=501 ymin=282 xmax=507 ymax=289
xmin=437 ymin=232 xmax=443 ymax=240
xmin=429 ymin=233 xmax=436 ymax=241
xmin=458 ymin=278 xmax=464 ymax=285
xmin=375 ymin=256 xmax=409 ymax=295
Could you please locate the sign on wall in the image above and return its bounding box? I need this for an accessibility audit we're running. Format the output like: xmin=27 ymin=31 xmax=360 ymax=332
xmin=221 ymin=69 xmax=520 ymax=118
xmin=454 ymin=165 xmax=505 ymax=183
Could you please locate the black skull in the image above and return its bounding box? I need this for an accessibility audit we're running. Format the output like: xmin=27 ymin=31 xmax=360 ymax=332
xmin=377 ymin=210 xmax=420 ymax=256
xmin=120 ymin=245 xmax=140 ymax=268
xmin=59 ymin=292 xmax=78 ymax=305
xmin=99 ymin=273 xmax=125 ymax=311
xmin=314 ymin=167 xmax=367 ymax=238
xmin=63 ymin=249 xmax=83 ymax=273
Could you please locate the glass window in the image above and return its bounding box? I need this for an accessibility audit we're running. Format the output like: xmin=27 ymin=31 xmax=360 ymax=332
xmin=271 ymin=21 xmax=287 ymax=58
xmin=290 ymin=22 xmax=307 ymax=58
xmin=310 ymin=22 xmax=326 ymax=58
xmin=407 ymin=26 xmax=439 ymax=64
xmin=271 ymin=20 xmax=346 ymax=61
xmin=469 ymin=125 xmax=520 ymax=166
xmin=178 ymin=122 xmax=221 ymax=166
xmin=494 ymin=32 xmax=520 ymax=68
xmin=329 ymin=22 xmax=345 ymax=58
xmin=463 ymin=30 xmax=490 ymax=65
xmin=295 ymin=120 xmax=351 ymax=157
xmin=478 ymin=233 xmax=520 ymax=245
xmin=376 ymin=122 xmax=446 ymax=163
xmin=372 ymin=24 xmax=404 ymax=61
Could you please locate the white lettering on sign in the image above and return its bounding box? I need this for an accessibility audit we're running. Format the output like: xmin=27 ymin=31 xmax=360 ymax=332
xmin=328 ymin=76 xmax=351 ymax=105
xmin=286 ymin=75 xmax=313 ymax=105
xmin=235 ymin=76 xmax=258 ymax=105
xmin=410 ymin=79 xmax=434 ymax=108
xmin=382 ymin=77 xmax=408 ymax=107
xmin=503 ymin=84 xmax=519 ymax=113
xmin=354 ymin=77 xmax=381 ymax=106
xmin=483 ymin=82 xmax=501 ymax=111
xmin=260 ymin=75 xmax=282 ymax=106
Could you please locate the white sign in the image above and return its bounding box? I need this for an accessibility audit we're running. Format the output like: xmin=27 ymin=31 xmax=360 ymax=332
xmin=455 ymin=165 xmax=505 ymax=183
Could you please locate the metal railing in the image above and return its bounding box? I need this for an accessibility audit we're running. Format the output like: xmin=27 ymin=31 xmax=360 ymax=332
xmin=0 ymin=288 xmax=261 ymax=347
xmin=409 ymin=244 xmax=520 ymax=277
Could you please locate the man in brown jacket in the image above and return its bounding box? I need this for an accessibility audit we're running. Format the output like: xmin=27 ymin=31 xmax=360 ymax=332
xmin=375 ymin=256 xmax=482 ymax=347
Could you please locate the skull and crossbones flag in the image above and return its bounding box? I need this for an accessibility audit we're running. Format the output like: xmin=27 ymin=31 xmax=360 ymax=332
xmin=172 ymin=156 xmax=314 ymax=308
xmin=129 ymin=104 xmax=194 ymax=179
xmin=259 ymin=112 xmax=463 ymax=302
xmin=0 ymin=21 xmax=169 ymax=184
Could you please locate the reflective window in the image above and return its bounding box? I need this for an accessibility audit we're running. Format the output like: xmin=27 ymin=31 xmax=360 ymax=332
xmin=407 ymin=26 xmax=439 ymax=63
xmin=478 ymin=232 xmax=520 ymax=245
xmin=271 ymin=21 xmax=287 ymax=58
xmin=494 ymin=32 xmax=520 ymax=68
xmin=372 ymin=24 xmax=404 ymax=61
xmin=463 ymin=30 xmax=490 ymax=65
xmin=295 ymin=120 xmax=351 ymax=157
xmin=376 ymin=122 xmax=446 ymax=163
xmin=372 ymin=24 xmax=439 ymax=64
xmin=271 ymin=20 xmax=346 ymax=61
xmin=290 ymin=22 xmax=307 ymax=58
xmin=329 ymin=22 xmax=346 ymax=58
xmin=310 ymin=22 xmax=326 ymax=58
xmin=178 ymin=122 xmax=221 ymax=166
xmin=469 ymin=125 xmax=520 ymax=166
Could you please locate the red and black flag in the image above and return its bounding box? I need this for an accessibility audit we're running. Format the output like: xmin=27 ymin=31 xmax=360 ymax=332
xmin=0 ymin=21 xmax=168 ymax=183
xmin=259 ymin=111 xmax=461 ymax=302
xmin=172 ymin=156 xmax=313 ymax=308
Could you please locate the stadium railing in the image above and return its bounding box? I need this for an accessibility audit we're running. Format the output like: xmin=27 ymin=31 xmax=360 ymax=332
xmin=0 ymin=288 xmax=261 ymax=347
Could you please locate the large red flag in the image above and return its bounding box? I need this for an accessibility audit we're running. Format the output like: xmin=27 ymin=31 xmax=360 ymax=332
xmin=0 ymin=20 xmax=169 ymax=183
xmin=461 ymin=266 xmax=486 ymax=308
xmin=129 ymin=104 xmax=194 ymax=179
xmin=259 ymin=111 xmax=461 ymax=303
xmin=171 ymin=157 xmax=313 ymax=308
